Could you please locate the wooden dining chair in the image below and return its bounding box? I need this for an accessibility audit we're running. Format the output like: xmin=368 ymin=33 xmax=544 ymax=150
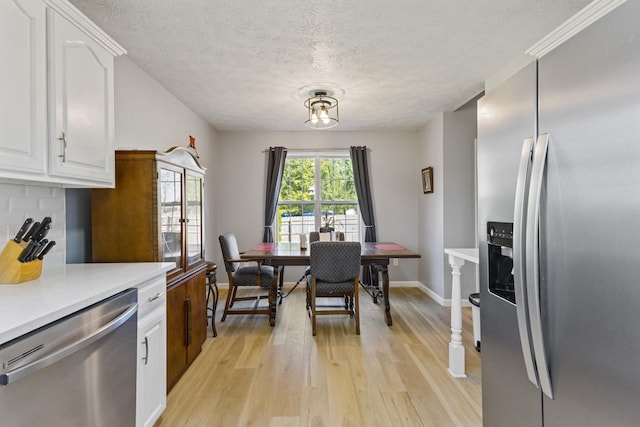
xmin=306 ymin=241 xmax=361 ymax=336
xmin=283 ymin=231 xmax=346 ymax=303
xmin=218 ymin=232 xmax=276 ymax=323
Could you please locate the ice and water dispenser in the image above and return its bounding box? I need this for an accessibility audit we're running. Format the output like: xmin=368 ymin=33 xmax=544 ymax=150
xmin=487 ymin=222 xmax=515 ymax=304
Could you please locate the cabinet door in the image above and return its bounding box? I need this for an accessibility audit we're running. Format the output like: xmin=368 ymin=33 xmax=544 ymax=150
xmin=185 ymin=172 xmax=204 ymax=268
xmin=186 ymin=270 xmax=207 ymax=365
xmin=0 ymin=0 xmax=47 ymax=177
xmin=137 ymin=310 xmax=166 ymax=427
xmin=48 ymin=9 xmax=115 ymax=185
xmin=166 ymin=283 xmax=187 ymax=392
xmin=159 ymin=163 xmax=185 ymax=277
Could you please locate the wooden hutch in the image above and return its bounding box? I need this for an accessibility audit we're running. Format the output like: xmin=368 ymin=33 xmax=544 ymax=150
xmin=92 ymin=147 xmax=207 ymax=391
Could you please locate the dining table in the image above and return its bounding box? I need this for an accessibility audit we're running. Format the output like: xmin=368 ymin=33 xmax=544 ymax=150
xmin=240 ymin=241 xmax=421 ymax=326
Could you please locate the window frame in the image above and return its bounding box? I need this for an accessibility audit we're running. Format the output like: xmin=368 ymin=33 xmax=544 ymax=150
xmin=276 ymin=152 xmax=361 ymax=242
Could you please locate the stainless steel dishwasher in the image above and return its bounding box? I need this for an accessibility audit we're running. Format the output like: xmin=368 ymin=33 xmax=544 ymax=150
xmin=0 ymin=289 xmax=138 ymax=427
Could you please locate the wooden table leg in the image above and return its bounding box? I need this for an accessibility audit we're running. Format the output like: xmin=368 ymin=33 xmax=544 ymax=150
xmin=269 ymin=269 xmax=279 ymax=327
xmin=277 ymin=265 xmax=285 ymax=304
xmin=380 ymin=264 xmax=392 ymax=326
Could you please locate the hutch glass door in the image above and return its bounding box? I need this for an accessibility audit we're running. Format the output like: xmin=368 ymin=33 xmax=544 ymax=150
xmin=185 ymin=172 xmax=203 ymax=266
xmin=159 ymin=165 xmax=183 ymax=271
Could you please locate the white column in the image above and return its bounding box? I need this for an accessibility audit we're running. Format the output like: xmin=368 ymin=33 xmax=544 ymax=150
xmin=447 ymin=254 xmax=466 ymax=378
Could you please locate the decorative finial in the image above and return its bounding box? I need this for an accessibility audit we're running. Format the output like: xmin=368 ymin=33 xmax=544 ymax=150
xmin=188 ymin=135 xmax=200 ymax=158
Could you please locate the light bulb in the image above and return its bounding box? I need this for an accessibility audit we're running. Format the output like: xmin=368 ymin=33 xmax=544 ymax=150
xmin=320 ymin=105 xmax=329 ymax=123
xmin=311 ymin=111 xmax=318 ymax=124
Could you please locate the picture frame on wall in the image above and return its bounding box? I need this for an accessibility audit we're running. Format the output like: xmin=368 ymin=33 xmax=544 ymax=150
xmin=422 ymin=167 xmax=433 ymax=194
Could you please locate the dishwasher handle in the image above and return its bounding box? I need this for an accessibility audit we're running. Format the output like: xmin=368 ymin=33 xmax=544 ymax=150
xmin=0 ymin=303 xmax=138 ymax=386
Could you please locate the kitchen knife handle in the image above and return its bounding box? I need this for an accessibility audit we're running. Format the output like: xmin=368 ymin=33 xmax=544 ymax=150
xmin=29 ymin=239 xmax=48 ymax=261
xmin=513 ymin=137 xmax=538 ymax=387
xmin=58 ymin=132 xmax=67 ymax=162
xmin=526 ymin=133 xmax=553 ymax=399
xmin=39 ymin=216 xmax=52 ymax=228
xmin=22 ymin=222 xmax=40 ymax=242
xmin=13 ymin=218 xmax=33 ymax=243
xmin=18 ymin=241 xmax=39 ymax=263
xmin=33 ymin=224 xmax=50 ymax=243
xmin=37 ymin=241 xmax=56 ymax=260
xmin=26 ymin=239 xmax=47 ymax=262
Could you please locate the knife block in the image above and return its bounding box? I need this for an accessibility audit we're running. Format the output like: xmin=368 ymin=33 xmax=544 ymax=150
xmin=0 ymin=240 xmax=43 ymax=284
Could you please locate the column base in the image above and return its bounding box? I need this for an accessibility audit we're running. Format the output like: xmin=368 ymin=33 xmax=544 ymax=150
xmin=448 ymin=343 xmax=467 ymax=378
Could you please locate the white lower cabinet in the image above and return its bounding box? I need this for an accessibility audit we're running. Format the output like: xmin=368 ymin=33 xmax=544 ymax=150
xmin=136 ymin=278 xmax=167 ymax=427
xmin=138 ymin=308 xmax=167 ymax=427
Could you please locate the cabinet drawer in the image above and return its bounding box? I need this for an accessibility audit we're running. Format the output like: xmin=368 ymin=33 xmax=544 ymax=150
xmin=137 ymin=278 xmax=166 ymax=319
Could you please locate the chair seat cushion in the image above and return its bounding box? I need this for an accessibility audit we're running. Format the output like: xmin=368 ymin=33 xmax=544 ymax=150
xmin=307 ymin=276 xmax=355 ymax=294
xmin=233 ymin=265 xmax=275 ymax=287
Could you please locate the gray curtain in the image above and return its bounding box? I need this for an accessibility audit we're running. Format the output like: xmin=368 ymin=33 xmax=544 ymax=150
xmin=350 ymin=146 xmax=378 ymax=286
xmin=263 ymin=147 xmax=287 ymax=242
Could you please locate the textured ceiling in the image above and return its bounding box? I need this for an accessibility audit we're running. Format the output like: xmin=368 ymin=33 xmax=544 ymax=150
xmin=69 ymin=0 xmax=591 ymax=131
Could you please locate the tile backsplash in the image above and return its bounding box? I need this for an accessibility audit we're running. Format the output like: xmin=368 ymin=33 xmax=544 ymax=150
xmin=0 ymin=183 xmax=65 ymax=266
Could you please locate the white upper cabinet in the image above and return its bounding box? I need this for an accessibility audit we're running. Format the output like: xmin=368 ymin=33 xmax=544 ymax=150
xmin=0 ymin=0 xmax=125 ymax=187
xmin=48 ymin=9 xmax=115 ymax=184
xmin=0 ymin=0 xmax=47 ymax=176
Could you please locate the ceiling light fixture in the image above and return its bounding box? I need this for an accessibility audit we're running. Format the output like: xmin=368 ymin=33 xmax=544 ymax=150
xmin=304 ymin=90 xmax=339 ymax=129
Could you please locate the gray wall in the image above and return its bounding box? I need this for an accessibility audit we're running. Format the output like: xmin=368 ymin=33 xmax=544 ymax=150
xmin=113 ymin=56 xmax=219 ymax=261
xmin=417 ymin=113 xmax=445 ymax=297
xmin=65 ymin=188 xmax=92 ymax=263
xmin=443 ymin=98 xmax=480 ymax=300
xmin=417 ymin=98 xmax=479 ymax=304
xmin=66 ymin=56 xmax=219 ymax=262
xmin=213 ymin=130 xmax=421 ymax=284
xmin=62 ymin=54 xmax=479 ymax=307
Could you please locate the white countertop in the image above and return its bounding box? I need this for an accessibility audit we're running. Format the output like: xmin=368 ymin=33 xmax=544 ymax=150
xmin=444 ymin=248 xmax=479 ymax=264
xmin=0 ymin=262 xmax=172 ymax=345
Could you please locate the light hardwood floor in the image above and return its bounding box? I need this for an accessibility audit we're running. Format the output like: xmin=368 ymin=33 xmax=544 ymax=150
xmin=157 ymin=285 xmax=482 ymax=427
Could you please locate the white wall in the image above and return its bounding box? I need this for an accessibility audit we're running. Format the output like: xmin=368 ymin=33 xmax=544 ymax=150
xmin=214 ymin=130 xmax=421 ymax=283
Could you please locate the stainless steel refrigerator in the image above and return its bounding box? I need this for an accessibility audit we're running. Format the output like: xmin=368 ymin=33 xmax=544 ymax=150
xmin=477 ymin=2 xmax=640 ymax=426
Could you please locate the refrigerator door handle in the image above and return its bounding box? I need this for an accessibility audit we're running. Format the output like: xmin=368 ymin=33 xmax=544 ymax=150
xmin=526 ymin=133 xmax=553 ymax=399
xmin=513 ymin=137 xmax=538 ymax=386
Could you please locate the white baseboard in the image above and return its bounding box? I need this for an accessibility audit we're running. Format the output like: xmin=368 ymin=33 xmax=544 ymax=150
xmin=217 ymin=280 xmax=423 ymax=289
xmin=416 ymin=282 xmax=472 ymax=308
xmin=215 ymin=280 xmax=472 ymax=307
xmin=388 ymin=280 xmax=422 ymax=288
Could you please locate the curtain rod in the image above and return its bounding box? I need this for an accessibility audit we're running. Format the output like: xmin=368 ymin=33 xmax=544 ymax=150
xmin=261 ymin=147 xmax=371 ymax=153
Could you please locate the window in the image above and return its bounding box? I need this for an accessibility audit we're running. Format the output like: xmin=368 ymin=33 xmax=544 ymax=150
xmin=277 ymin=155 xmax=360 ymax=242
